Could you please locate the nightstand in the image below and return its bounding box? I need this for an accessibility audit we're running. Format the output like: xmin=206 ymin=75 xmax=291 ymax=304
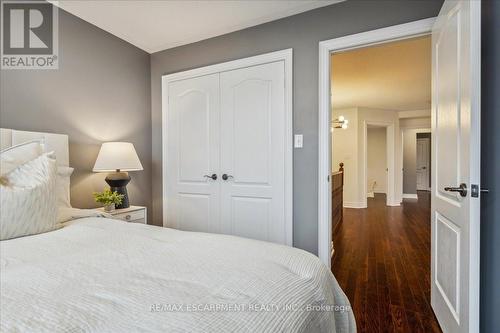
xmin=97 ymin=205 xmax=147 ymax=224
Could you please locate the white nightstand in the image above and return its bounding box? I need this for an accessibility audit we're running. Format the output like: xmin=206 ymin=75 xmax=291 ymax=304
xmin=97 ymin=205 xmax=147 ymax=224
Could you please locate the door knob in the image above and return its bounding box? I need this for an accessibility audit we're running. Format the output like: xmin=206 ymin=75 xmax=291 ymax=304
xmin=204 ymin=174 xmax=217 ymax=181
xmin=444 ymin=183 xmax=467 ymax=197
xmin=222 ymin=174 xmax=233 ymax=181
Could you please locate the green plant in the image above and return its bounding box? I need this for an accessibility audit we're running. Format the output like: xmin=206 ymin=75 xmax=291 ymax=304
xmin=93 ymin=189 xmax=124 ymax=206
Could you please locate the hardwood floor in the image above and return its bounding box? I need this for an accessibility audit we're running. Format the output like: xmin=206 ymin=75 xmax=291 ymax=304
xmin=332 ymin=191 xmax=442 ymax=333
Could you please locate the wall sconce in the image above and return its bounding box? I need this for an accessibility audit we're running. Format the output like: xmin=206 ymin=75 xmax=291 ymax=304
xmin=331 ymin=115 xmax=349 ymax=131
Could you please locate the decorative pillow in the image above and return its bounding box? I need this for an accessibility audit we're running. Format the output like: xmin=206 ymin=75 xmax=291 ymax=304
xmin=56 ymin=166 xmax=74 ymax=208
xmin=0 ymin=140 xmax=45 ymax=176
xmin=0 ymin=152 xmax=58 ymax=240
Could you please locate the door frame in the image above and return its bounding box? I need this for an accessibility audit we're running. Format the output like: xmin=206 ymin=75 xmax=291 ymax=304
xmin=318 ymin=18 xmax=435 ymax=267
xmin=363 ymin=121 xmax=395 ymax=207
xmin=416 ymin=136 xmax=431 ymax=191
xmin=400 ymin=127 xmax=432 ymax=199
xmin=161 ymin=49 xmax=294 ymax=246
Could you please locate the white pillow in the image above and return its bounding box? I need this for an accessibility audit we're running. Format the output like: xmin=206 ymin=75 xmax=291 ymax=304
xmin=0 ymin=140 xmax=45 ymax=176
xmin=0 ymin=152 xmax=58 ymax=240
xmin=56 ymin=166 xmax=74 ymax=208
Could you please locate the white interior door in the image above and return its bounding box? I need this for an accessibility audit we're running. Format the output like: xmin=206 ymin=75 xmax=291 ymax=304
xmin=431 ymin=0 xmax=481 ymax=332
xmin=219 ymin=61 xmax=288 ymax=244
xmin=165 ymin=74 xmax=221 ymax=233
xmin=416 ymin=138 xmax=430 ymax=190
xmin=164 ymin=52 xmax=292 ymax=246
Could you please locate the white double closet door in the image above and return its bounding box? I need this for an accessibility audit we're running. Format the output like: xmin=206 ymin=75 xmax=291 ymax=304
xmin=165 ymin=60 xmax=289 ymax=245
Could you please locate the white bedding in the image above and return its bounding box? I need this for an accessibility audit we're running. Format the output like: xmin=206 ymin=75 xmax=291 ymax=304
xmin=0 ymin=217 xmax=355 ymax=333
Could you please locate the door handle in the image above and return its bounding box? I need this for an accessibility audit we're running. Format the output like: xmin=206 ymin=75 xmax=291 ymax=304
xmin=222 ymin=174 xmax=233 ymax=181
xmin=204 ymin=174 xmax=217 ymax=181
xmin=444 ymin=183 xmax=467 ymax=197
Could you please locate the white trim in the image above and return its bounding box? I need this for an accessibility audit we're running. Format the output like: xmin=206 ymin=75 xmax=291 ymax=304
xmin=161 ymin=49 xmax=294 ymax=246
xmin=318 ymin=17 xmax=435 ymax=267
xmin=162 ymin=49 xmax=292 ymax=83
xmin=403 ymin=193 xmax=419 ymax=200
xmin=468 ymin=1 xmax=481 ymax=331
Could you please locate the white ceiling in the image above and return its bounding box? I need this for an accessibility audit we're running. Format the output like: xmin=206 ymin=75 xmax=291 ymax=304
xmin=52 ymin=0 xmax=340 ymax=53
xmin=331 ymin=35 xmax=431 ymax=111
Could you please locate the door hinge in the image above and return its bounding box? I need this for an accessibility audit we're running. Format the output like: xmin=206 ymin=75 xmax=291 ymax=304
xmin=327 ymin=175 xmax=330 ymax=182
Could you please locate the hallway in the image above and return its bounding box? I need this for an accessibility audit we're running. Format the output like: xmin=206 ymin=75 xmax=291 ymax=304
xmin=332 ymin=192 xmax=442 ymax=333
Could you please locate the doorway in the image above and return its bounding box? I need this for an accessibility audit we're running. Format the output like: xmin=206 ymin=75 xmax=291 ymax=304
xmin=319 ymin=1 xmax=481 ymax=331
xmin=402 ymin=128 xmax=432 ymax=199
xmin=317 ymin=19 xmax=436 ymax=266
xmin=323 ymin=21 xmax=439 ymax=332
xmin=366 ymin=125 xmax=388 ymax=199
xmin=363 ymin=121 xmax=396 ymax=207
xmin=416 ymin=133 xmax=431 ymax=191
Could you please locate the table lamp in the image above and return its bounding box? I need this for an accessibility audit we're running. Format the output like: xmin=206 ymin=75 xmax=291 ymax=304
xmin=93 ymin=142 xmax=143 ymax=209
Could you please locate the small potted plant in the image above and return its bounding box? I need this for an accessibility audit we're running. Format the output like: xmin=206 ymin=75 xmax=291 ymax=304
xmin=93 ymin=189 xmax=124 ymax=212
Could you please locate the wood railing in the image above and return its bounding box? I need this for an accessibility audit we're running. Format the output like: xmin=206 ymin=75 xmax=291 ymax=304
xmin=331 ymin=162 xmax=344 ymax=258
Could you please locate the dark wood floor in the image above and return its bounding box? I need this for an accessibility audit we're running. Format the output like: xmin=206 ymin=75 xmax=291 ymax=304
xmin=332 ymin=191 xmax=442 ymax=333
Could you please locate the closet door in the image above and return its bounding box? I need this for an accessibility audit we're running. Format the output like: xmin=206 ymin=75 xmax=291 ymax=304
xmin=165 ymin=74 xmax=221 ymax=233
xmin=219 ymin=61 xmax=287 ymax=244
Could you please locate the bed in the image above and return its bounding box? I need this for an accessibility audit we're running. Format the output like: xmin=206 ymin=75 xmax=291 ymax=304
xmin=0 ymin=129 xmax=355 ymax=333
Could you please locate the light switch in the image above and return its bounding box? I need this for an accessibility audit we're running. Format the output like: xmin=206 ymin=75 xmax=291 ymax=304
xmin=294 ymin=134 xmax=303 ymax=148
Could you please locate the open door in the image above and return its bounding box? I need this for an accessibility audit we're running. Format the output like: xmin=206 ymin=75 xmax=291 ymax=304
xmin=431 ymin=0 xmax=481 ymax=332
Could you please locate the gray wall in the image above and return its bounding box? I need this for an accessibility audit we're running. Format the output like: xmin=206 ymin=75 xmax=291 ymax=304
xmin=480 ymin=1 xmax=500 ymax=331
xmin=150 ymin=0 xmax=443 ymax=253
xmin=0 ymin=7 xmax=152 ymax=217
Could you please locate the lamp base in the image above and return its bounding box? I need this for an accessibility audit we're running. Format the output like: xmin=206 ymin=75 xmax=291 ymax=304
xmin=105 ymin=172 xmax=130 ymax=209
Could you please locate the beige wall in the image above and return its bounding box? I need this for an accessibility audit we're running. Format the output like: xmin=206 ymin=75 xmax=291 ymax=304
xmin=332 ymin=108 xmax=359 ymax=206
xmin=400 ymin=117 xmax=431 ymax=128
xmin=367 ymin=127 xmax=387 ymax=194
xmin=358 ymin=107 xmax=401 ymax=206
xmin=332 ymin=107 xmax=400 ymax=207
xmin=333 ymin=110 xmax=433 ymax=206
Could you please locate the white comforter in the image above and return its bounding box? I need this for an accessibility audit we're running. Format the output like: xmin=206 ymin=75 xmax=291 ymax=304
xmin=0 ymin=217 xmax=355 ymax=333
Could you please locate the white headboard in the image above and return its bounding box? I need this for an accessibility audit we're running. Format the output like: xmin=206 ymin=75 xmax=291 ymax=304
xmin=0 ymin=128 xmax=69 ymax=167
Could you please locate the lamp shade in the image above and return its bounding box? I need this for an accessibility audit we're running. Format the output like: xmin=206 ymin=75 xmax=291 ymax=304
xmin=93 ymin=142 xmax=143 ymax=172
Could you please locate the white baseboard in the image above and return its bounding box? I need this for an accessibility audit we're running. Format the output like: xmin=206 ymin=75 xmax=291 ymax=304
xmin=403 ymin=193 xmax=418 ymax=199
xmin=343 ymin=201 xmax=367 ymax=209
